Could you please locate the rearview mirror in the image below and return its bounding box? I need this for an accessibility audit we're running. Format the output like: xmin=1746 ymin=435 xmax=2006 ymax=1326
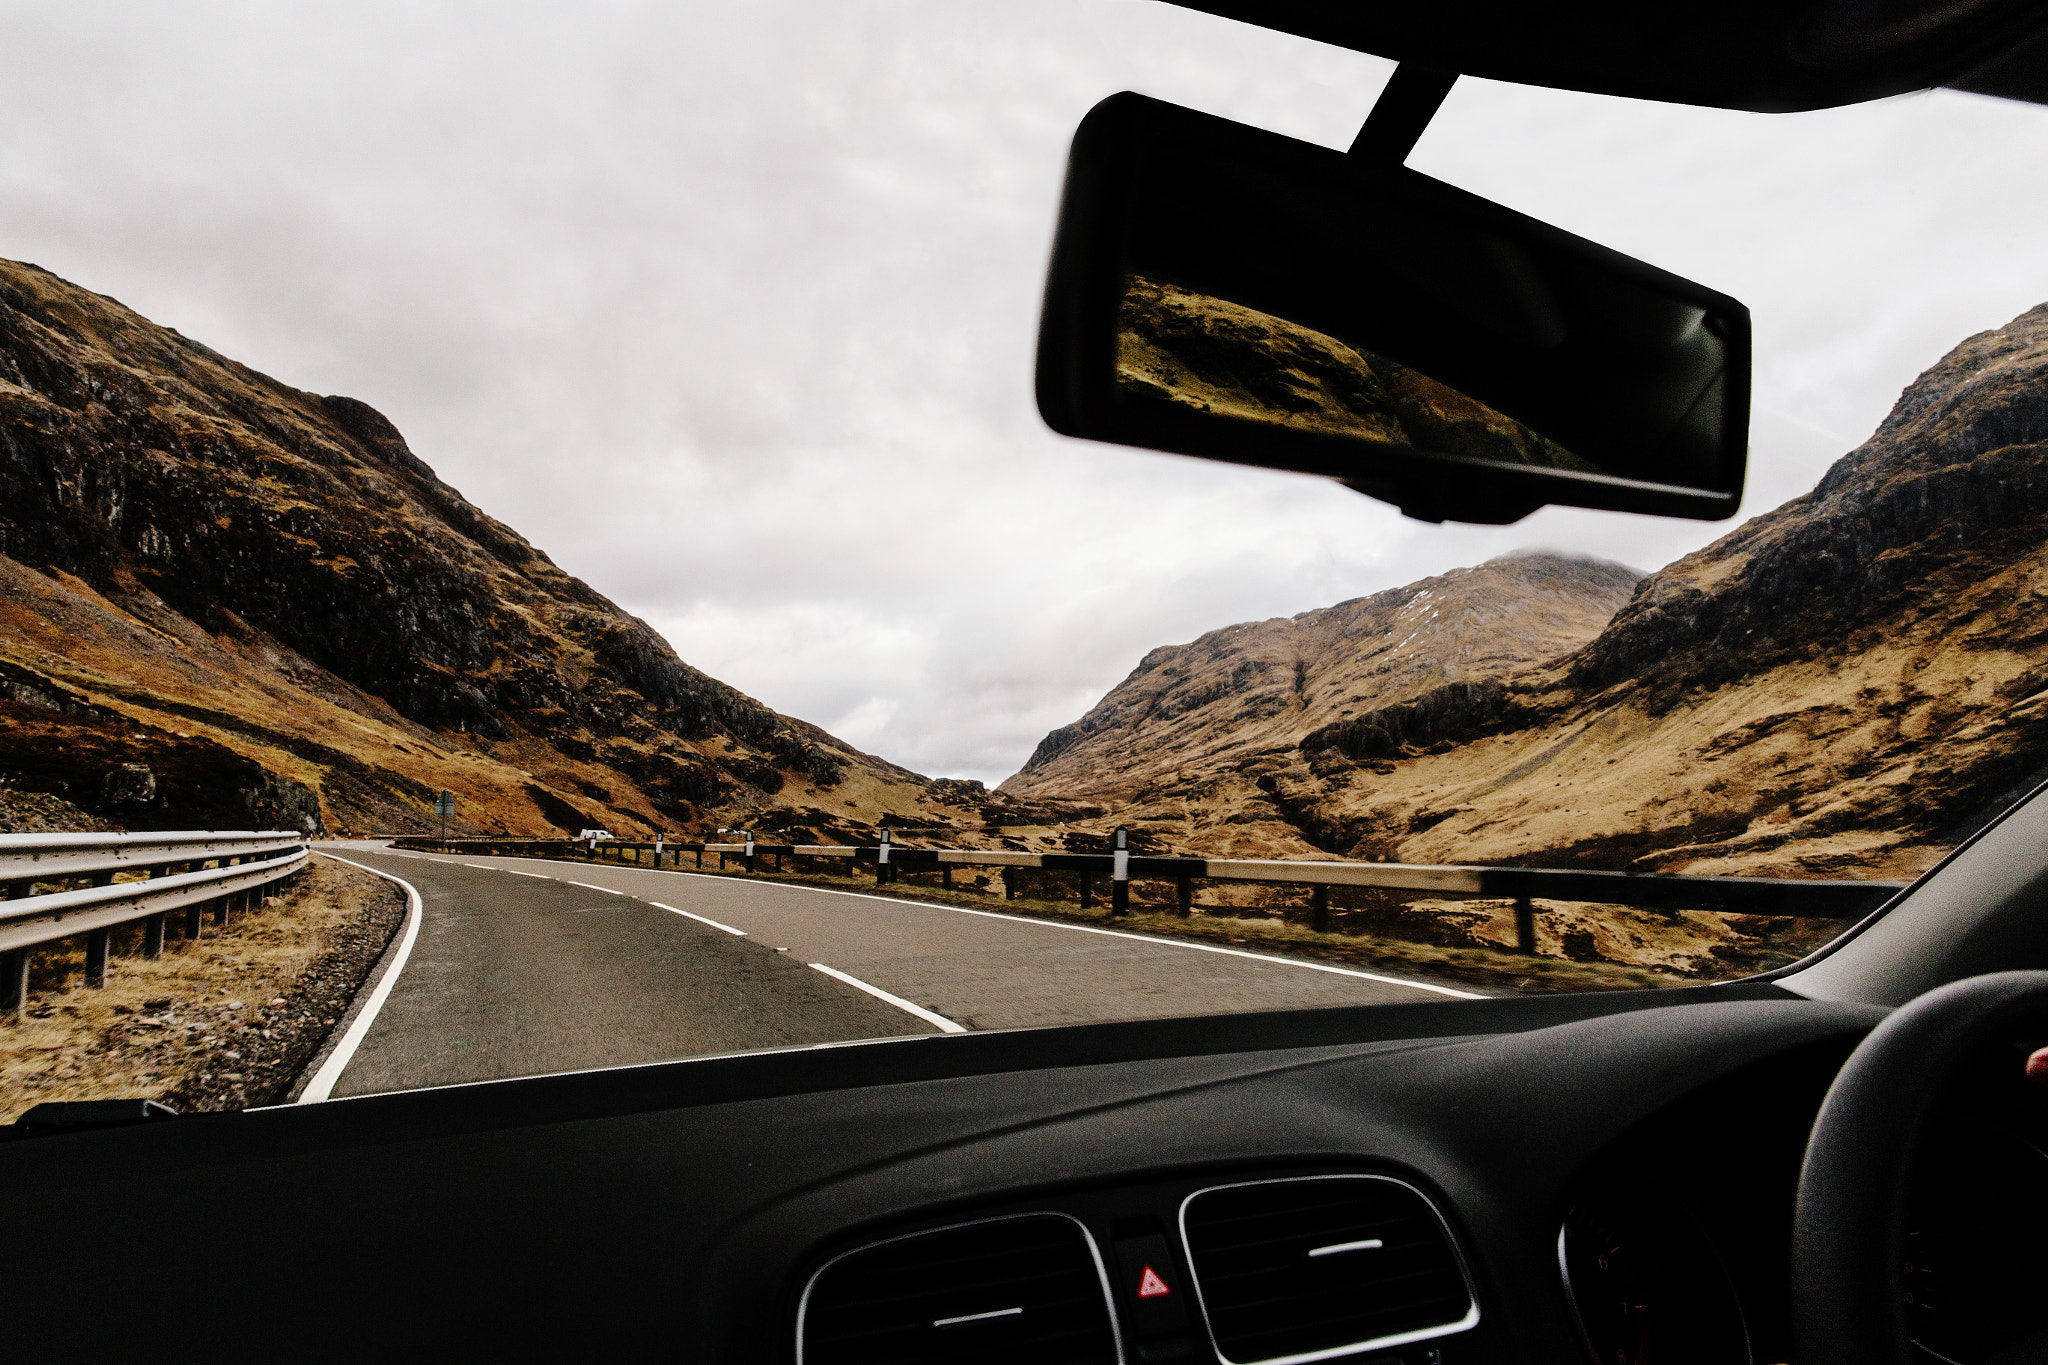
xmin=1036 ymin=94 xmax=1750 ymax=524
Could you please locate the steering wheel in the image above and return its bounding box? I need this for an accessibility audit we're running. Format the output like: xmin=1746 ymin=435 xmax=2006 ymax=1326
xmin=1792 ymin=970 xmax=2048 ymax=1365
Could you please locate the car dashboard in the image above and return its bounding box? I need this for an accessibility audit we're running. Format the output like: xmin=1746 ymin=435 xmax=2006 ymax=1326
xmin=6 ymin=981 xmax=2043 ymax=1362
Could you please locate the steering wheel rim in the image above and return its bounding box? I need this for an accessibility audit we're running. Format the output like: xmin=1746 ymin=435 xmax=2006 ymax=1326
xmin=1792 ymin=969 xmax=2048 ymax=1365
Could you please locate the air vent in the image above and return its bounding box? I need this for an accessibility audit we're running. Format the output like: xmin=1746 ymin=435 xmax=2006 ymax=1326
xmin=1180 ymin=1175 xmax=1478 ymax=1365
xmin=798 ymin=1212 xmax=1122 ymax=1365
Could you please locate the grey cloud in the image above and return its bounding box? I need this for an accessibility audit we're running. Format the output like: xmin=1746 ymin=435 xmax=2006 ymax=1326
xmin=3 ymin=2 xmax=2047 ymax=785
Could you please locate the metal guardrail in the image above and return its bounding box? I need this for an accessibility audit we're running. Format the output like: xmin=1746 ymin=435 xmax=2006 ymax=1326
xmin=0 ymin=831 xmax=310 ymax=1013
xmin=391 ymin=834 xmax=1905 ymax=953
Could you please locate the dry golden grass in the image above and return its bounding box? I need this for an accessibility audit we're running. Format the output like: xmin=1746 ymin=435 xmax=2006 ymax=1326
xmin=0 ymin=857 xmax=384 ymax=1122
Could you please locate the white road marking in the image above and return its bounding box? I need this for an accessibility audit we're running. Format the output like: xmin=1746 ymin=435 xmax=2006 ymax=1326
xmin=463 ymin=863 xmax=494 ymax=869
xmin=566 ymin=880 xmax=621 ymax=894
xmin=810 ymin=962 xmax=966 ymax=1033
xmin=299 ymin=853 xmax=425 ymax=1103
xmin=400 ymin=853 xmax=1485 ymax=1000
xmin=503 ymin=869 xmax=552 ymax=879
xmin=649 ymin=902 xmax=747 ymax=936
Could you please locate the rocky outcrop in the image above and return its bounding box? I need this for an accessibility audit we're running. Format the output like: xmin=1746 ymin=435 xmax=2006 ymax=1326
xmin=1000 ymin=552 xmax=1641 ymax=855
xmin=0 ymin=258 xmax=958 ymax=835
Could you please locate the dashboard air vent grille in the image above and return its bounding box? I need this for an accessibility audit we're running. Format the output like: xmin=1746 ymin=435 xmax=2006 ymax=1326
xmin=1181 ymin=1175 xmax=1477 ymax=1365
xmin=799 ymin=1212 xmax=1120 ymax=1365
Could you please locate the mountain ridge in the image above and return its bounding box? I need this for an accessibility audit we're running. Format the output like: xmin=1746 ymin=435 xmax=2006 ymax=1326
xmin=1018 ymin=300 xmax=2048 ymax=884
xmin=0 ymin=257 xmax=1004 ymax=837
xmin=1000 ymin=551 xmax=1643 ymax=847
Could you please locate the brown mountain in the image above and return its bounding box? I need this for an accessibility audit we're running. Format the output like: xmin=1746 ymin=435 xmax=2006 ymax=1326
xmin=999 ymin=552 xmax=1642 ymax=854
xmin=1008 ymin=300 xmax=2048 ymax=891
xmin=0 ymin=258 xmax=989 ymax=837
xmin=1239 ymin=301 xmax=2048 ymax=882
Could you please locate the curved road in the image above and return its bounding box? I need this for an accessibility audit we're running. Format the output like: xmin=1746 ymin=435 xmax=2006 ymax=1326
xmin=315 ymin=842 xmax=1484 ymax=1098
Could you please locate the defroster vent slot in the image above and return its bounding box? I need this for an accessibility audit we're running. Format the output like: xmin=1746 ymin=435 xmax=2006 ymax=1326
xmin=1180 ymin=1174 xmax=1478 ymax=1365
xmin=798 ymin=1212 xmax=1122 ymax=1365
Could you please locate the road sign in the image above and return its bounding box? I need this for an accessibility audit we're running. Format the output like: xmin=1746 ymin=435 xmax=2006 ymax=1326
xmin=435 ymin=791 xmax=455 ymax=817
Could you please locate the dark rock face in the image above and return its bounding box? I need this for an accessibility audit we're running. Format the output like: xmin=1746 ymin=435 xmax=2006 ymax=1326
xmin=1302 ymin=680 xmax=1515 ymax=761
xmin=1570 ymin=303 xmax=2048 ymax=701
xmin=0 ymin=258 xmax=936 ymax=834
xmin=98 ymin=764 xmax=156 ymax=807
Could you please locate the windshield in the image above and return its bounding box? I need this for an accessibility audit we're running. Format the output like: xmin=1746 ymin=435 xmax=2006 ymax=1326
xmin=5 ymin=3 xmax=2048 ymax=1119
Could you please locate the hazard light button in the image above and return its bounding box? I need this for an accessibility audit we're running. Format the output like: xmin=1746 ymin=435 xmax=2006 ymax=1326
xmin=1112 ymin=1235 xmax=1189 ymax=1335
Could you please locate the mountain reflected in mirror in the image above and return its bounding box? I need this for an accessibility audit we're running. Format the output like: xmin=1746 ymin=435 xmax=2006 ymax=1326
xmin=1115 ymin=274 xmax=1603 ymax=475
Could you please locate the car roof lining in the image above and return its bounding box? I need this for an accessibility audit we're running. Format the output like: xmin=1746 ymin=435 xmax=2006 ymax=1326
xmin=1165 ymin=0 xmax=2048 ymax=112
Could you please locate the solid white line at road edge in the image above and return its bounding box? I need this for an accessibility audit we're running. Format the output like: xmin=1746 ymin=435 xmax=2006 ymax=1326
xmin=298 ymin=852 xmax=425 ymax=1103
xmin=649 ymin=902 xmax=747 ymax=936
xmin=810 ymin=963 xmax=967 ymax=1033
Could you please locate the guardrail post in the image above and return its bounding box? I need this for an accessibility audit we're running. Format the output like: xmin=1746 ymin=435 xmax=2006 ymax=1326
xmin=1515 ymin=896 xmax=1536 ymax=954
xmin=696 ymin=847 xmax=704 ymax=869
xmin=941 ymin=865 xmax=952 ymax=890
xmin=1079 ymin=869 xmax=1093 ymax=910
xmin=185 ymin=904 xmax=203 ymax=940
xmin=1177 ymin=874 xmax=1192 ymax=917
xmin=1111 ymin=827 xmax=1130 ymax=916
xmin=744 ymin=831 xmax=756 ymax=874
xmin=143 ymin=913 xmax=166 ymax=959
xmin=84 ymin=928 xmax=110 ymax=988
xmin=1002 ymin=867 xmax=1015 ymax=901
xmin=1 ymin=948 xmax=27 ymax=1016
xmin=1312 ymin=884 xmax=1330 ymax=933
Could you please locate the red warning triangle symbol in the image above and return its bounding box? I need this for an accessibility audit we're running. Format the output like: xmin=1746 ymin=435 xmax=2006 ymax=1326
xmin=1137 ymin=1266 xmax=1171 ymax=1298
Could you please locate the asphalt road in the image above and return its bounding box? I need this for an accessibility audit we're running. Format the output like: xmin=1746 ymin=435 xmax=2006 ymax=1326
xmin=316 ymin=843 xmax=1481 ymax=1098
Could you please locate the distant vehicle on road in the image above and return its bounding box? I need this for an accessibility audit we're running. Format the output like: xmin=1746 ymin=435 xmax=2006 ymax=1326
xmin=576 ymin=829 xmax=614 ymax=841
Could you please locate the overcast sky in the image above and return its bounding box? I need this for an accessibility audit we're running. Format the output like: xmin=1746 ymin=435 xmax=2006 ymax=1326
xmin=5 ymin=2 xmax=2048 ymax=784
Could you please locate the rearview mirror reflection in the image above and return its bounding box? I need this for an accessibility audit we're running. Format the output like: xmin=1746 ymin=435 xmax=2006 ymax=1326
xmin=1037 ymin=94 xmax=1751 ymax=524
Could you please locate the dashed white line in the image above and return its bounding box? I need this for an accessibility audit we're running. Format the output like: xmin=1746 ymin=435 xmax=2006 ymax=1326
xmin=503 ymin=869 xmax=552 ymax=880
xmin=566 ymin=880 xmax=621 ymax=894
xmin=369 ymin=850 xmax=1483 ymax=1001
xmin=463 ymin=863 xmax=494 ymax=869
xmin=649 ymin=902 xmax=747 ymax=936
xmin=809 ymin=963 xmax=966 ymax=1033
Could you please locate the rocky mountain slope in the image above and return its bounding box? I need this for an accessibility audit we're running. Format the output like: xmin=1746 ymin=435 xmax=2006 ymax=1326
xmin=1001 ymin=552 xmax=1641 ymax=852
xmin=1025 ymin=300 xmax=2048 ymax=885
xmin=0 ymin=258 xmax=1000 ymax=836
